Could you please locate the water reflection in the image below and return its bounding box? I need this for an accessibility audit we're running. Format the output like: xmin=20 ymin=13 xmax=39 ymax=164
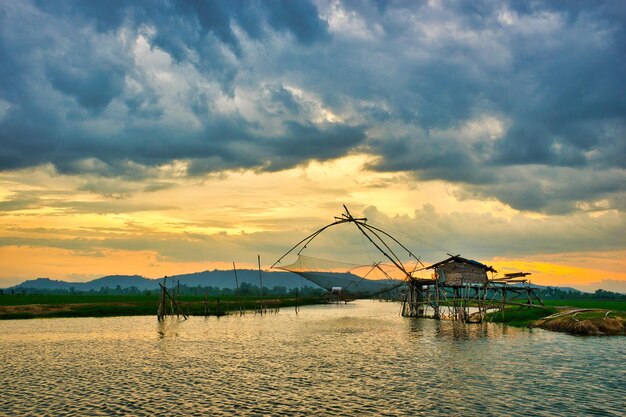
xmin=406 ymin=316 xmax=506 ymax=341
xmin=156 ymin=317 xmax=183 ymax=339
xmin=0 ymin=300 xmax=623 ymax=416
xmin=434 ymin=320 xmax=491 ymax=340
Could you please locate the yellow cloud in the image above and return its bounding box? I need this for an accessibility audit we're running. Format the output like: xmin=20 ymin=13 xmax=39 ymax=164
xmin=0 ymin=158 xmax=624 ymax=292
xmin=490 ymin=251 xmax=626 ymax=288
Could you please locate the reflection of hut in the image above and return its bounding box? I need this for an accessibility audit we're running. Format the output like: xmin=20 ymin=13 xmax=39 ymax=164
xmin=427 ymin=255 xmax=496 ymax=286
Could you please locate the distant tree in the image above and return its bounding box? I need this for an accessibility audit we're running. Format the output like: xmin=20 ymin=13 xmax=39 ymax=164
xmin=271 ymin=286 xmax=287 ymax=296
xmin=239 ymin=282 xmax=255 ymax=295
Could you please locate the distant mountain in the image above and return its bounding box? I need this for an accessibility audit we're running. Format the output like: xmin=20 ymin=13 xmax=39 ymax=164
xmin=11 ymin=278 xmax=78 ymax=290
xmin=81 ymin=275 xmax=156 ymax=291
xmin=8 ymin=270 xmax=314 ymax=291
xmin=171 ymin=269 xmax=311 ymax=289
xmin=7 ymin=271 xmax=597 ymax=295
xmin=11 ymin=275 xmax=157 ymax=291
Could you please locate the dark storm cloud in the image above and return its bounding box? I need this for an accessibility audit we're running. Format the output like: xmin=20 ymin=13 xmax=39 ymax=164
xmin=262 ymin=84 xmax=302 ymax=116
xmin=0 ymin=0 xmax=624 ymax=214
xmin=47 ymin=59 xmax=126 ymax=111
xmin=346 ymin=0 xmax=625 ymax=213
xmin=264 ymin=121 xmax=365 ymax=171
xmin=0 ymin=0 xmax=335 ymax=173
xmin=184 ymin=121 xmax=366 ymax=175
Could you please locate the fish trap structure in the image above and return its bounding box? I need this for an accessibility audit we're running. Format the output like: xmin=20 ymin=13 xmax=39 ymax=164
xmin=157 ymin=276 xmax=188 ymax=321
xmin=272 ymin=206 xmax=543 ymax=323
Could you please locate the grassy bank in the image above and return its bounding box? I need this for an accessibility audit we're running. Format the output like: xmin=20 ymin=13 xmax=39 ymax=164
xmin=0 ymin=294 xmax=322 ymax=320
xmin=486 ymin=300 xmax=626 ymax=336
xmin=0 ymin=294 xmax=162 ymax=306
xmin=486 ymin=306 xmax=558 ymax=327
xmin=542 ymin=299 xmax=626 ymax=311
xmin=535 ymin=310 xmax=626 ymax=336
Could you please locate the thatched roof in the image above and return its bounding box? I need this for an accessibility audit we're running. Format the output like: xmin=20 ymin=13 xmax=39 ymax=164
xmin=426 ymin=255 xmax=497 ymax=273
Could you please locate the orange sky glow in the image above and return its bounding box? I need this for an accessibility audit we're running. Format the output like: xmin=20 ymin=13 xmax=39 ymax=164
xmin=1 ymin=156 xmax=624 ymax=292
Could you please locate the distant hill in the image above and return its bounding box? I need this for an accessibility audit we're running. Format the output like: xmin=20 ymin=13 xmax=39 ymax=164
xmin=170 ymin=269 xmax=312 ymax=289
xmin=8 ymin=270 xmax=314 ymax=292
xmin=5 ymin=271 xmax=605 ymax=295
xmin=11 ymin=278 xmax=79 ymax=291
xmin=81 ymin=275 xmax=155 ymax=291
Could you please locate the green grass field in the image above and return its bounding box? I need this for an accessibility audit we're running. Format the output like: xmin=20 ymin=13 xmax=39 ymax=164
xmin=486 ymin=299 xmax=626 ymax=332
xmin=570 ymin=310 xmax=626 ymax=320
xmin=486 ymin=306 xmax=558 ymax=327
xmin=0 ymin=294 xmax=162 ymax=306
xmin=0 ymin=293 xmax=309 ymax=306
xmin=0 ymin=294 xmax=321 ymax=320
xmin=542 ymin=300 xmax=626 ymax=311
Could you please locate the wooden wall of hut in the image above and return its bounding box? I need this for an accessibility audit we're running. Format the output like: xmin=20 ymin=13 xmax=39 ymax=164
xmin=437 ymin=263 xmax=488 ymax=286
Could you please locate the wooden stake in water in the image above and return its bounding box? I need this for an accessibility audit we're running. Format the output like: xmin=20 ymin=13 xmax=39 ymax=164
xmin=258 ymin=254 xmax=266 ymax=315
xmin=295 ymin=288 xmax=300 ymax=315
xmin=233 ymin=261 xmax=243 ymax=315
xmin=157 ymin=276 xmax=168 ymax=321
xmin=176 ymin=279 xmax=181 ymax=318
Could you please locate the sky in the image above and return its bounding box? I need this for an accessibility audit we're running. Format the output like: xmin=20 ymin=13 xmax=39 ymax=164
xmin=0 ymin=0 xmax=624 ymax=292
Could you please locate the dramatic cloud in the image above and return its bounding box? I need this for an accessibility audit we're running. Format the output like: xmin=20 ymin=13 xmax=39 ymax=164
xmin=0 ymin=0 xmax=624 ymax=214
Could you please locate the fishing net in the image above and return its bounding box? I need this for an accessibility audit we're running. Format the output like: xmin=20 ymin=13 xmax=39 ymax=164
xmin=276 ymin=254 xmax=407 ymax=297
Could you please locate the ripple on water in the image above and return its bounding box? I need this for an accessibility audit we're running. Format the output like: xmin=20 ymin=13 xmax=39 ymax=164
xmin=0 ymin=301 xmax=624 ymax=416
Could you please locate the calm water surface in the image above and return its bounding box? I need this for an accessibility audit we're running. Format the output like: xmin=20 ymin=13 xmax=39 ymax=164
xmin=1 ymin=301 xmax=624 ymax=416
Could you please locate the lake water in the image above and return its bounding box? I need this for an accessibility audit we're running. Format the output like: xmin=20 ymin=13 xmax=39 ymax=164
xmin=1 ymin=300 xmax=624 ymax=416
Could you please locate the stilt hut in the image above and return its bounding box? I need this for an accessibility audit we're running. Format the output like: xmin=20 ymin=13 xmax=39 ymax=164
xmin=424 ymin=255 xmax=496 ymax=321
xmin=428 ymin=255 xmax=496 ymax=286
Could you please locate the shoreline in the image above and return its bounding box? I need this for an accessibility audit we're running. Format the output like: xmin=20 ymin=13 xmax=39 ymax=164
xmin=532 ymin=309 xmax=626 ymax=336
xmin=0 ymin=297 xmax=322 ymax=320
xmin=488 ymin=306 xmax=626 ymax=336
xmin=2 ymin=297 xmax=625 ymax=336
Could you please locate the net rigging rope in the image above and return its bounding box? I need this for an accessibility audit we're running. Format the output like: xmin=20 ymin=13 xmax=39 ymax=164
xmin=276 ymin=254 xmax=406 ymax=296
xmin=367 ymin=219 xmax=453 ymax=255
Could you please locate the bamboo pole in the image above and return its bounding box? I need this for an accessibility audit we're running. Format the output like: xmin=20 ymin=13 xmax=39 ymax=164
xmin=295 ymin=288 xmax=300 ymax=315
xmin=233 ymin=262 xmax=243 ymax=315
xmin=159 ymin=283 xmax=188 ymax=320
xmin=176 ymin=279 xmax=181 ymax=318
xmin=258 ymin=254 xmax=265 ymax=315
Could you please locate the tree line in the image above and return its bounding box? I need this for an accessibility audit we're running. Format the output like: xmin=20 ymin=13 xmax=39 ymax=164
xmin=1 ymin=283 xmax=326 ymax=297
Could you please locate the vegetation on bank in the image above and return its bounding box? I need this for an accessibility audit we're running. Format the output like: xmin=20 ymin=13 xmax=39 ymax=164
xmin=3 ymin=289 xmax=625 ymax=335
xmin=486 ymin=299 xmax=626 ymax=336
xmin=535 ymin=310 xmax=626 ymax=336
xmin=542 ymin=299 xmax=626 ymax=311
xmin=1 ymin=282 xmax=325 ymax=297
xmin=486 ymin=306 xmax=558 ymax=327
xmin=0 ymin=294 xmax=323 ymax=320
xmin=0 ymin=294 xmax=163 ymax=306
